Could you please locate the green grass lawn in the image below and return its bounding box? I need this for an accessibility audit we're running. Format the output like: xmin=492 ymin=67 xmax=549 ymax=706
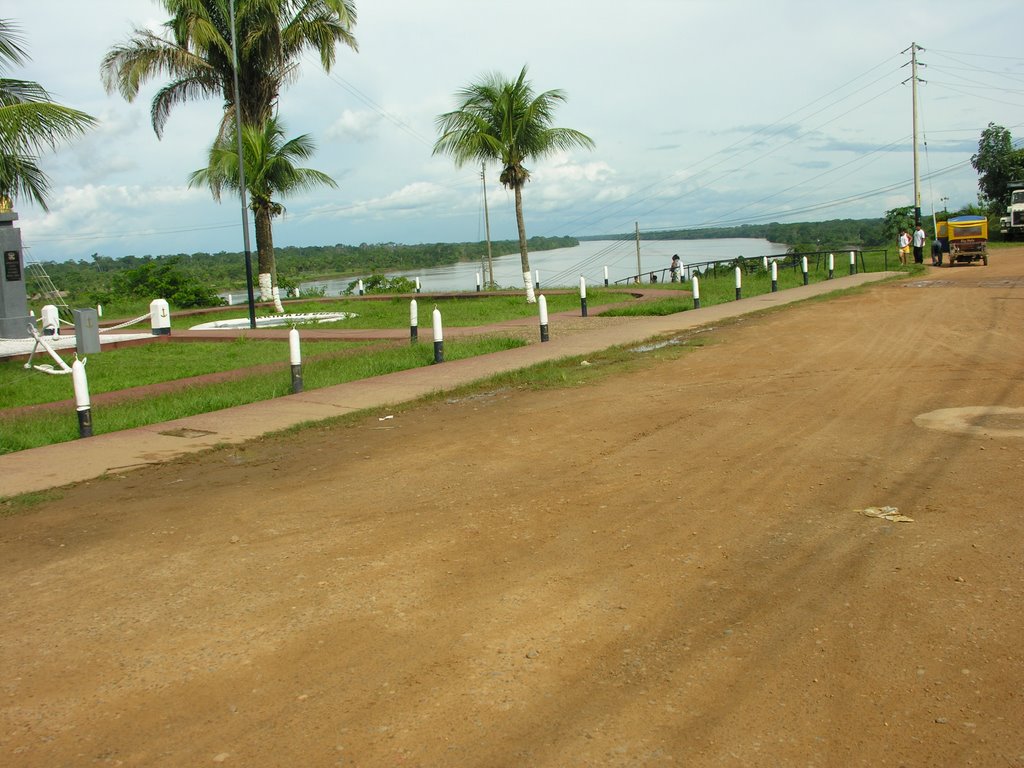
xmin=1 ymin=338 xmax=366 ymax=408
xmin=0 ymin=335 xmax=525 ymax=453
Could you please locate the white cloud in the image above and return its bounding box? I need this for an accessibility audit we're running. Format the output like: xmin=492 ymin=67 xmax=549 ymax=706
xmin=330 ymin=182 xmax=456 ymax=221
xmin=325 ymin=109 xmax=384 ymax=143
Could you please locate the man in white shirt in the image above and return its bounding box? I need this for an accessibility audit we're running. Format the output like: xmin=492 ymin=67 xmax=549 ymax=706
xmin=913 ymin=224 xmax=926 ymax=264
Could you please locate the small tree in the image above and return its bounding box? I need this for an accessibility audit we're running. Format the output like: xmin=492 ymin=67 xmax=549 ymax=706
xmin=434 ymin=66 xmax=594 ymax=303
xmin=970 ymin=122 xmax=1024 ymax=215
xmin=343 ymin=273 xmax=416 ymax=295
xmin=882 ymin=205 xmax=915 ymax=244
xmin=109 ymin=258 xmax=225 ymax=308
xmin=189 ymin=116 xmax=336 ymax=311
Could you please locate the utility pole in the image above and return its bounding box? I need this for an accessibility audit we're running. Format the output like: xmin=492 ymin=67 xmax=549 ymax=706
xmin=229 ymin=0 xmax=256 ymax=329
xmin=634 ymin=222 xmax=641 ymax=284
xmin=903 ymin=42 xmax=926 ymax=227
xmin=481 ymin=163 xmax=494 ymax=287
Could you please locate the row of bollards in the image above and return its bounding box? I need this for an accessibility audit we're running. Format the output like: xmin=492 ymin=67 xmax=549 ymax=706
xmin=351 ymin=252 xmax=859 ymax=297
xmin=68 ymin=254 xmax=864 ymax=439
xmin=374 ymin=265 xmax=617 ymax=294
xmin=700 ymin=249 xmax=860 ymax=311
xmin=68 ymin=284 xmax=584 ymax=439
xmin=288 ymin=251 xmax=864 ymax=411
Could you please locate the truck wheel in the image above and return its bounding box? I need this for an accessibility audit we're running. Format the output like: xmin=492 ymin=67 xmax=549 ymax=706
xmin=983 ymin=254 xmax=989 ymax=266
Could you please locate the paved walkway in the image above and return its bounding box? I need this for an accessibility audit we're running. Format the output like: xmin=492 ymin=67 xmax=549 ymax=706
xmin=0 ymin=273 xmax=896 ymax=497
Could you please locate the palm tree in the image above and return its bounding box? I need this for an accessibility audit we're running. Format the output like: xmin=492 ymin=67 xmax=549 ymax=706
xmin=433 ymin=65 xmax=594 ymax=302
xmin=0 ymin=19 xmax=95 ymax=210
xmin=102 ymin=0 xmax=358 ymax=139
xmin=189 ymin=116 xmax=336 ymax=311
xmin=102 ymin=0 xmax=357 ymax=295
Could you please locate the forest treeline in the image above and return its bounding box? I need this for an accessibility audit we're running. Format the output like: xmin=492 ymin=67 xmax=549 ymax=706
xmin=37 ymin=235 xmax=579 ymax=305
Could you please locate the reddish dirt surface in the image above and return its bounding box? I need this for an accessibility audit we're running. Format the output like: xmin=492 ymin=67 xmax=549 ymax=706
xmin=2 ymin=255 xmax=1023 ymax=767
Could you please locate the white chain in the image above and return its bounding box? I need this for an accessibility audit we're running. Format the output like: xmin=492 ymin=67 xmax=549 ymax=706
xmin=99 ymin=313 xmax=150 ymax=332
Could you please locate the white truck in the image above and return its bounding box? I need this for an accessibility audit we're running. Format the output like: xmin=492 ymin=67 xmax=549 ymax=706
xmin=999 ymin=182 xmax=1024 ymax=240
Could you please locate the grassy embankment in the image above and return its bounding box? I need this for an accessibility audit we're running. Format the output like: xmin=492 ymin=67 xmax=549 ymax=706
xmin=1 ymin=291 xmax=626 ymax=453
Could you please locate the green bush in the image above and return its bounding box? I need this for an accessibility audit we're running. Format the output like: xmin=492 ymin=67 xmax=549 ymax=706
xmin=343 ymin=273 xmax=418 ymax=295
xmin=103 ymin=258 xmax=225 ymax=308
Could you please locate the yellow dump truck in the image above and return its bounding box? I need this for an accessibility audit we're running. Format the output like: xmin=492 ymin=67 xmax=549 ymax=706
xmin=935 ymin=216 xmax=988 ymax=267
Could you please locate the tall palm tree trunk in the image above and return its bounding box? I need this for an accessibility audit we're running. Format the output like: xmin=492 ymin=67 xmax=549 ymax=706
xmin=254 ymin=205 xmax=284 ymax=312
xmin=514 ymin=184 xmax=536 ymax=303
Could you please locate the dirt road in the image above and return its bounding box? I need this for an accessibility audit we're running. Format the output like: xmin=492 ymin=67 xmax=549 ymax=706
xmin=2 ymin=255 xmax=1023 ymax=767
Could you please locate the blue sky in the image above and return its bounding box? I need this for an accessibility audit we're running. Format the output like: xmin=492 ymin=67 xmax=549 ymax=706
xmin=9 ymin=0 xmax=1024 ymax=263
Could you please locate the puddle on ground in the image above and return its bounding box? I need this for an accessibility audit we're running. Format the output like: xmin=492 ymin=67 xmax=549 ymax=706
xmin=631 ymin=339 xmax=684 ymax=353
xmin=158 ymin=428 xmax=217 ymax=439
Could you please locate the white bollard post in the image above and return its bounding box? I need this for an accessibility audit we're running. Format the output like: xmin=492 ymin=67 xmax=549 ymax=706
xmin=357 ymin=279 xmax=364 ymax=296
xmin=409 ymin=299 xmax=418 ymax=344
xmin=535 ymin=270 xmax=540 ymax=291
xmin=96 ymin=304 xmax=103 ymax=318
xmin=72 ymin=358 xmax=92 ymax=438
xmin=692 ymin=274 xmax=701 ymax=309
xmin=538 ymin=294 xmax=549 ymax=342
xmin=771 ymin=260 xmax=778 ymax=292
xmin=579 ymin=275 xmax=588 ymax=317
xmin=41 ymin=304 xmax=59 ymax=336
xmin=415 ymin=277 xmax=421 ymax=293
xmin=762 ymin=256 xmax=768 ymax=271
xmin=849 ymin=250 xmax=856 ymax=275
xmin=604 ymin=266 xmax=609 ymax=287
xmin=476 ymin=272 xmax=481 ymax=292
xmin=432 ymin=307 xmax=444 ymax=364
xmin=289 ymin=328 xmax=302 ymax=394
xmin=150 ymin=298 xmax=171 ymax=335
xmin=828 ymin=253 xmax=835 ymax=279
xmin=801 ymin=256 xmax=809 ymax=286
xmin=735 ymin=266 xmax=742 ymax=300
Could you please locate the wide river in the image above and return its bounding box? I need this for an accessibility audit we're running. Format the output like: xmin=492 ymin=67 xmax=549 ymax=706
xmin=227 ymin=238 xmax=790 ymax=302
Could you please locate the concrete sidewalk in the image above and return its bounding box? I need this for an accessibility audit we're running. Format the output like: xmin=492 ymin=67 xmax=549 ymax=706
xmin=0 ymin=272 xmax=896 ymax=497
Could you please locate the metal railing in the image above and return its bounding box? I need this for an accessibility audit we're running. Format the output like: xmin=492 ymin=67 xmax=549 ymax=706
xmin=614 ymin=249 xmax=891 ymax=285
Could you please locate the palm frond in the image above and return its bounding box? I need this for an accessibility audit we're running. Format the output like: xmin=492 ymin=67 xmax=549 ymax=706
xmin=0 ymin=19 xmax=29 ymax=71
xmin=0 ymin=149 xmax=51 ymax=210
xmin=0 ymin=20 xmax=95 ymax=209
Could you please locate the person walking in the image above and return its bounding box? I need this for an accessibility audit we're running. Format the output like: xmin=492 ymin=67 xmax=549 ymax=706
xmin=913 ymin=224 xmax=926 ymax=265
xmin=670 ymin=254 xmax=681 ymax=282
xmin=898 ymin=229 xmax=911 ymax=266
